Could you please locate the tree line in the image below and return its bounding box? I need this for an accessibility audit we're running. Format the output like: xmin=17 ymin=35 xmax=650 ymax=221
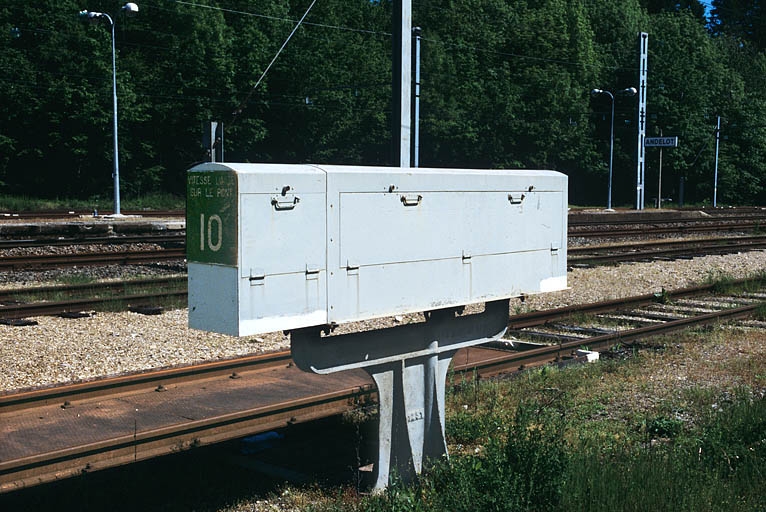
xmin=1 ymin=0 xmax=765 ymax=206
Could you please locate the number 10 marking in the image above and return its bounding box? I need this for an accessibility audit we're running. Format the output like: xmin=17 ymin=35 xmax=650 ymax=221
xmin=199 ymin=213 xmax=223 ymax=252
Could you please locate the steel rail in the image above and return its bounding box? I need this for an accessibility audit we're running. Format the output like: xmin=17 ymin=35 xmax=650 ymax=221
xmin=568 ymin=213 xmax=766 ymax=227
xmin=506 ymin=280 xmax=735 ymax=330
xmin=0 ymin=350 xmax=292 ymax=413
xmin=0 ymin=223 xmax=755 ymax=248
xmin=0 ymin=290 xmax=188 ymax=319
xmin=567 ymin=224 xmax=757 ymax=239
xmin=0 ymin=248 xmax=186 ymax=270
xmin=0 ymin=210 xmax=183 ymax=219
xmin=572 ymin=234 xmax=766 ymax=250
xmin=569 ymin=236 xmax=766 ymax=264
xmin=460 ymin=302 xmax=763 ymax=378
xmin=570 ymin=222 xmax=764 ymax=238
xmin=1 ymin=235 xmax=764 ymax=272
xmin=0 ymin=276 xmax=186 ymax=302
xmin=0 ymin=383 xmax=374 ymax=494
xmin=0 ymin=234 xmax=185 ymax=249
xmin=0 ymin=276 xmax=187 ymax=302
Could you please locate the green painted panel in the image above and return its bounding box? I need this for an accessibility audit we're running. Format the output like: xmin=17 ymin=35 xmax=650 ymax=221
xmin=186 ymin=170 xmax=238 ymax=266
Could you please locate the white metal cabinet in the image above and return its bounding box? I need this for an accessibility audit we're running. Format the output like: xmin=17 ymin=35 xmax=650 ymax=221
xmin=187 ymin=164 xmax=327 ymax=336
xmin=187 ymin=164 xmax=567 ymax=337
xmin=324 ymin=167 xmax=566 ymax=324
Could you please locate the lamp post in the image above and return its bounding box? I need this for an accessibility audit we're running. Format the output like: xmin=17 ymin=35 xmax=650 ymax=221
xmin=713 ymin=115 xmax=721 ymax=207
xmin=79 ymin=3 xmax=138 ymax=216
xmin=591 ymin=87 xmax=637 ymax=211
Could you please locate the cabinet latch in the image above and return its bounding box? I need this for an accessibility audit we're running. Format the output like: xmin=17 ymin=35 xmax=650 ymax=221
xmin=400 ymin=194 xmax=423 ymax=206
xmin=271 ymin=194 xmax=300 ymax=210
xmin=249 ymin=268 xmax=266 ymax=286
xmin=306 ymin=264 xmax=320 ymax=280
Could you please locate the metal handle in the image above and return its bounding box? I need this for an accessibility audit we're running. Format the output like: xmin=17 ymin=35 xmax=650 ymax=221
xmin=507 ymin=193 xmax=525 ymax=205
xmin=400 ymin=194 xmax=422 ymax=206
xmin=272 ymin=194 xmax=300 ymax=210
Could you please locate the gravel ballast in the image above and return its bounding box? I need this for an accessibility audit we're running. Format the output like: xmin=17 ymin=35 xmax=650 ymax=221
xmin=2 ymin=250 xmax=765 ymax=392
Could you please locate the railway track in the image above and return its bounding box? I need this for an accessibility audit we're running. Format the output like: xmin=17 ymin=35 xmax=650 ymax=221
xmin=1 ymin=235 xmax=765 ymax=320
xmin=0 ymin=233 xmax=184 ymax=250
xmin=6 ymin=221 xmax=758 ymax=248
xmin=0 ymin=276 xmax=188 ymax=320
xmin=0 ymin=247 xmax=186 ymax=270
xmin=568 ymin=209 xmax=766 ymax=227
xmin=570 ymin=221 xmax=765 ymax=239
xmin=0 ymin=210 xmax=183 ymax=220
xmin=1 ymin=278 xmax=764 ymax=493
xmin=568 ymin=235 xmax=766 ymax=265
xmin=1 ymin=234 xmax=765 ymax=272
xmin=4 ymin=206 xmax=764 ymax=222
xmin=1 ymin=209 xmax=765 ymax=247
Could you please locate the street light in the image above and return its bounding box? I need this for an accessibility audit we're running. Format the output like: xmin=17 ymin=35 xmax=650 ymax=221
xmin=591 ymin=87 xmax=637 ymax=211
xmin=79 ymin=3 xmax=139 ymax=216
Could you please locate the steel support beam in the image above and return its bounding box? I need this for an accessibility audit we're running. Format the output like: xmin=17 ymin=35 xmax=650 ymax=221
xmin=291 ymin=300 xmax=510 ymax=490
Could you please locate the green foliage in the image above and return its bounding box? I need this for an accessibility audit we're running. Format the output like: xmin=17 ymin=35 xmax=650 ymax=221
xmin=344 ymin=385 xmax=766 ymax=512
xmin=644 ymin=414 xmax=684 ymax=438
xmin=711 ymin=0 xmax=766 ymax=51
xmin=567 ymin=396 xmax=766 ymax=511
xmin=0 ymin=192 xmax=182 ymax=212
xmin=2 ymin=1 xmax=766 ymax=205
xmin=695 ymin=393 xmax=766 ymax=478
xmin=446 ymin=408 xmax=495 ymax=445
xmin=702 ymin=270 xmax=766 ymax=296
xmin=366 ymin=401 xmax=569 ymax=512
xmin=654 ymin=287 xmax=672 ymax=304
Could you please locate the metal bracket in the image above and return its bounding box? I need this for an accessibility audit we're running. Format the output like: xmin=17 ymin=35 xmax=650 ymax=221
xmin=291 ymin=299 xmax=509 ymax=490
xmin=507 ymin=193 xmax=526 ymax=205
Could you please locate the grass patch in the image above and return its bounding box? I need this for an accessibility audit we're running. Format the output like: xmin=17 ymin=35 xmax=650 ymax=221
xmin=298 ymin=326 xmax=766 ymax=512
xmin=704 ymin=270 xmax=766 ymax=296
xmin=0 ymin=193 xmax=184 ymax=212
xmin=308 ymin=392 xmax=765 ymax=512
xmin=54 ymin=273 xmax=98 ymax=286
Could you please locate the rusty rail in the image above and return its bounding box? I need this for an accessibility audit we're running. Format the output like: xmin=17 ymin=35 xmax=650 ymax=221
xmin=0 ymin=351 xmax=292 ymax=413
xmin=0 ymin=277 xmax=188 ymax=319
xmin=0 ymin=248 xmax=186 ymax=270
xmin=569 ymin=235 xmax=766 ymax=265
xmin=0 ymin=233 xmax=184 ymax=249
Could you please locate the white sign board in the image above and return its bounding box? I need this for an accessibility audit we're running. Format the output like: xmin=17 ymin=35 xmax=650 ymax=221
xmin=645 ymin=136 xmax=678 ymax=147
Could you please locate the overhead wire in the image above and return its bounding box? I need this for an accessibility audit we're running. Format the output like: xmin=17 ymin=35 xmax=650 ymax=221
xmin=229 ymin=0 xmax=319 ymax=124
xmin=171 ymin=0 xmax=391 ymax=37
